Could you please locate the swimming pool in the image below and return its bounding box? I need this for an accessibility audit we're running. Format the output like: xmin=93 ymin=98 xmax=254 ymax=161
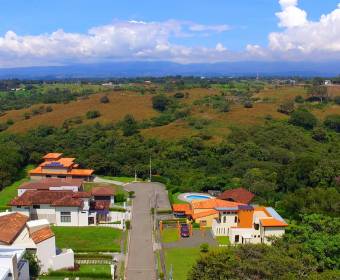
xmin=186 ymin=194 xmax=212 ymax=201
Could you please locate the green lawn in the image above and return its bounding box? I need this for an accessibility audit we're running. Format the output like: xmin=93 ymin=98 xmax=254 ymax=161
xmin=171 ymin=192 xmax=188 ymax=204
xmin=164 ymin=247 xmax=201 ymax=280
xmin=216 ymin=236 xmax=230 ymax=245
xmin=161 ymin=228 xmax=179 ymax=243
xmin=101 ymin=175 xmax=141 ymax=183
xmin=52 ymin=226 xmax=122 ymax=252
xmin=0 ymin=164 xmax=35 ymax=209
xmin=42 ymin=264 xmax=111 ymax=279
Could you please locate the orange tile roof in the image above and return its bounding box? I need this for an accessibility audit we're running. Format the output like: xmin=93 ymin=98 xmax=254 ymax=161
xmin=43 ymin=153 xmax=63 ymax=159
xmin=91 ymin=186 xmax=115 ymax=196
xmin=172 ymin=204 xmax=192 ymax=215
xmin=30 ymin=227 xmax=54 ymax=244
xmin=191 ymin=198 xmax=245 ymax=210
xmin=0 ymin=213 xmax=29 ymax=244
xmin=260 ymin=218 xmax=288 ymax=227
xmin=40 ymin=158 xmax=75 ymax=168
xmin=30 ymin=166 xmax=94 ymax=176
xmin=192 ymin=210 xmax=218 ymax=219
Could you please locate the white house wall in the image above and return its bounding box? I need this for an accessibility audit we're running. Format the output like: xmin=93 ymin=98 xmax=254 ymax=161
xmin=35 ymin=237 xmax=56 ymax=273
xmin=50 ymin=249 xmax=74 ymax=271
xmin=55 ymin=207 xmax=81 ymax=226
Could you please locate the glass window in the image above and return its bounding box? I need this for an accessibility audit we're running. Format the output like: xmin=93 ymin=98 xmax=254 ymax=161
xmin=60 ymin=211 xmax=71 ymax=223
xmin=254 ymin=223 xmax=259 ymax=230
xmin=235 ymin=235 xmax=239 ymax=243
xmin=33 ymin=205 xmax=40 ymax=209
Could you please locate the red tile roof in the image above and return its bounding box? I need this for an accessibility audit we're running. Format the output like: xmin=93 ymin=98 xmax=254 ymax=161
xmin=91 ymin=186 xmax=115 ymax=196
xmin=19 ymin=178 xmax=84 ymax=190
xmin=218 ymin=188 xmax=255 ymax=204
xmin=94 ymin=200 xmax=110 ymax=210
xmin=30 ymin=227 xmax=54 ymax=244
xmin=0 ymin=212 xmax=29 ymax=245
xmin=192 ymin=210 xmax=218 ymax=219
xmin=43 ymin=153 xmax=63 ymax=160
xmin=10 ymin=190 xmax=83 ymax=208
xmin=72 ymin=192 xmax=91 ymax=198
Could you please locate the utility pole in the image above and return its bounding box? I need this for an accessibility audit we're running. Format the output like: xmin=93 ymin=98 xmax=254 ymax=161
xmin=134 ymin=169 xmax=137 ymax=182
xmin=149 ymin=156 xmax=152 ymax=182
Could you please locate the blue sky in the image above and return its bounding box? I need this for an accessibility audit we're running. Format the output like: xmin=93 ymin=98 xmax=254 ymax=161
xmin=0 ymin=0 xmax=340 ymax=67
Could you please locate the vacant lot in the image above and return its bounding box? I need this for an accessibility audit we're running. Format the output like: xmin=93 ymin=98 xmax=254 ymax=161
xmin=52 ymin=226 xmax=122 ymax=252
xmin=42 ymin=264 xmax=111 ymax=279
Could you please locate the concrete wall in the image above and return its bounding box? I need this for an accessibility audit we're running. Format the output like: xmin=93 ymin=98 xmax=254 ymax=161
xmin=50 ymin=249 xmax=74 ymax=271
xmin=35 ymin=236 xmax=56 ymax=273
xmin=78 ymin=211 xmax=89 ymax=226
xmin=195 ymin=213 xmax=218 ymax=227
xmin=263 ymin=227 xmax=285 ymax=244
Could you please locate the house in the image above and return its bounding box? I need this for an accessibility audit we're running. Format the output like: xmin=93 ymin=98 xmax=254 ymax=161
xmin=0 ymin=247 xmax=30 ymax=280
xmin=212 ymin=205 xmax=288 ymax=245
xmin=0 ymin=212 xmax=74 ymax=273
xmin=10 ymin=186 xmax=116 ymax=226
xmin=17 ymin=178 xmax=84 ymax=196
xmin=218 ymin=187 xmax=255 ymax=204
xmin=324 ymin=80 xmax=332 ymax=85
xmin=173 ymin=199 xmax=245 ymax=227
xmin=29 ymin=153 xmax=94 ymax=181
xmin=10 ymin=190 xmax=94 ymax=226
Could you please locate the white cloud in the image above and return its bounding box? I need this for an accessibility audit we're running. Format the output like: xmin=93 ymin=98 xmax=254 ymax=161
xmin=215 ymin=43 xmax=226 ymax=52
xmin=269 ymin=2 xmax=340 ymax=54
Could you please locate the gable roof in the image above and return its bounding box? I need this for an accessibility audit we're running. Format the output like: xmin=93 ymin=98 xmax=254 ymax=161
xmin=191 ymin=198 xmax=245 ymax=210
xmin=218 ymin=188 xmax=255 ymax=204
xmin=30 ymin=227 xmax=55 ymax=244
xmin=43 ymin=153 xmax=63 ymax=160
xmin=19 ymin=178 xmax=84 ymax=190
xmin=192 ymin=210 xmax=218 ymax=219
xmin=91 ymin=186 xmax=115 ymax=196
xmin=10 ymin=190 xmax=83 ymax=208
xmin=172 ymin=204 xmax=192 ymax=215
xmin=0 ymin=213 xmax=29 ymax=245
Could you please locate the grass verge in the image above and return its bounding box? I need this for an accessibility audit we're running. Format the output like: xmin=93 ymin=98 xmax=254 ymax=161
xmin=161 ymin=228 xmax=179 ymax=243
xmin=216 ymin=236 xmax=230 ymax=245
xmin=42 ymin=264 xmax=111 ymax=279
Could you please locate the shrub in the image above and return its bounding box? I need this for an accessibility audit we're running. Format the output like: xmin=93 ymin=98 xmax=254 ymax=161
xmin=128 ymin=191 xmax=135 ymax=198
xmin=125 ymin=220 xmax=131 ymax=230
xmin=278 ymin=100 xmax=295 ymax=114
xmin=109 ymin=207 xmax=126 ymax=212
xmin=289 ymin=109 xmax=317 ymax=130
xmin=121 ymin=114 xmax=138 ymax=136
xmin=6 ymin=119 xmax=14 ymax=126
xmin=24 ymin=251 xmax=40 ymax=278
xmin=23 ymin=112 xmax=31 ymax=119
xmin=200 ymin=243 xmax=209 ymax=253
xmin=334 ymin=96 xmax=340 ymax=105
xmin=100 ymin=95 xmax=110 ymax=103
xmin=244 ymin=100 xmax=253 ymax=108
xmin=324 ymin=114 xmax=340 ymax=132
xmin=86 ymin=110 xmax=101 ymax=119
xmin=312 ymin=127 xmax=328 ymax=142
xmin=45 ymin=105 xmax=53 ymax=112
xmin=114 ymin=193 xmax=126 ymax=203
xmin=152 ymin=95 xmax=170 ymax=112
xmin=174 ymin=92 xmax=185 ymax=98
xmin=0 ymin=123 xmax=8 ymax=132
xmin=294 ymin=95 xmax=305 ymax=103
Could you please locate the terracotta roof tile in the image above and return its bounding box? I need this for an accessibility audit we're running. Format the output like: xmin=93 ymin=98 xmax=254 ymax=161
xmin=10 ymin=190 xmax=83 ymax=207
xmin=172 ymin=204 xmax=192 ymax=215
xmin=30 ymin=227 xmax=54 ymax=244
xmin=91 ymin=186 xmax=115 ymax=196
xmin=19 ymin=178 xmax=84 ymax=190
xmin=43 ymin=153 xmax=63 ymax=159
xmin=218 ymin=188 xmax=255 ymax=204
xmin=191 ymin=198 xmax=245 ymax=210
xmin=192 ymin=210 xmax=218 ymax=219
xmin=0 ymin=213 xmax=29 ymax=244
xmin=260 ymin=218 xmax=288 ymax=227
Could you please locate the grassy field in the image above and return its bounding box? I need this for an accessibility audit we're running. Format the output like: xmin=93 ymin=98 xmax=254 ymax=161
xmin=161 ymin=228 xmax=179 ymax=243
xmin=171 ymin=192 xmax=188 ymax=204
xmin=164 ymin=247 xmax=202 ymax=280
xmin=0 ymin=90 xmax=158 ymax=133
xmin=101 ymin=175 xmax=140 ymax=183
xmin=42 ymin=264 xmax=111 ymax=279
xmin=52 ymin=226 xmax=122 ymax=252
xmin=0 ymin=164 xmax=35 ymax=209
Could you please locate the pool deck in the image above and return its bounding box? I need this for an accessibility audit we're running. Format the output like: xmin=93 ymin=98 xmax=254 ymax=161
xmin=177 ymin=192 xmax=213 ymax=203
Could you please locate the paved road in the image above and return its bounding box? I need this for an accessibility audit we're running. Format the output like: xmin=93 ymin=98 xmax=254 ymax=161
xmin=125 ymin=182 xmax=170 ymax=280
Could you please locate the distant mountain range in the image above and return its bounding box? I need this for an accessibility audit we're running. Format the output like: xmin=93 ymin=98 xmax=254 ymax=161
xmin=0 ymin=61 xmax=339 ymax=79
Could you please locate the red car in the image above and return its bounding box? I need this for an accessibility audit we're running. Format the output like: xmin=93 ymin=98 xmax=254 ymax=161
xmin=180 ymin=223 xmax=190 ymax=238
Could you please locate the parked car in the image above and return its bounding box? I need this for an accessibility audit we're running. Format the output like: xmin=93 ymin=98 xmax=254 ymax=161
xmin=180 ymin=223 xmax=190 ymax=237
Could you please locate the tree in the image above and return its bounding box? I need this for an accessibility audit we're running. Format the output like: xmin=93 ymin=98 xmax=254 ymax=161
xmin=152 ymin=95 xmax=170 ymax=112
xmin=307 ymin=85 xmax=329 ymax=102
xmin=278 ymin=100 xmax=295 ymax=114
xmin=324 ymin=114 xmax=340 ymax=132
xmin=121 ymin=114 xmax=138 ymax=136
xmin=294 ymin=95 xmax=305 ymax=103
xmin=289 ymin=109 xmax=317 ymax=130
xmin=100 ymin=95 xmax=110 ymax=103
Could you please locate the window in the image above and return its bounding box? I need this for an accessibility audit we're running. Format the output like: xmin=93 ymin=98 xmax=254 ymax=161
xmin=60 ymin=211 xmax=71 ymax=223
xmin=223 ymin=216 xmax=226 ymax=223
xmin=254 ymin=223 xmax=259 ymax=230
xmin=46 ymin=175 xmax=52 ymax=178
xmin=235 ymin=235 xmax=239 ymax=243
xmin=234 ymin=216 xmax=238 ymax=223
xmin=33 ymin=205 xmax=40 ymax=209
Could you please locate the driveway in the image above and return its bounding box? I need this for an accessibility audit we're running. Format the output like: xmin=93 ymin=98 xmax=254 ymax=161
xmin=125 ymin=182 xmax=170 ymax=280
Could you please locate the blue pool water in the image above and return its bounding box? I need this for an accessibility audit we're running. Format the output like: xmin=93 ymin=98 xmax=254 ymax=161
xmin=186 ymin=194 xmax=211 ymax=201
